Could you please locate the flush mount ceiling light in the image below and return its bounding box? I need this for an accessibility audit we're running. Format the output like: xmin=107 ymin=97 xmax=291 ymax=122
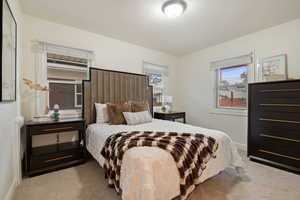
xmin=162 ymin=0 xmax=187 ymax=18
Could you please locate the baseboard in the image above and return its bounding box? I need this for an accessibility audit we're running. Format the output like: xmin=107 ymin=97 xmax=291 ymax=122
xmin=233 ymin=142 xmax=247 ymax=152
xmin=4 ymin=177 xmax=17 ymax=200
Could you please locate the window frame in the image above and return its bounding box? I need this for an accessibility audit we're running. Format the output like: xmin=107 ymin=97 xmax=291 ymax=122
xmin=145 ymin=72 xmax=165 ymax=107
xmin=143 ymin=62 xmax=168 ymax=111
xmin=74 ymin=83 xmax=82 ymax=108
xmin=216 ymin=65 xmax=248 ymax=110
xmin=47 ymin=79 xmax=82 ymax=117
xmin=212 ymin=64 xmax=249 ymax=117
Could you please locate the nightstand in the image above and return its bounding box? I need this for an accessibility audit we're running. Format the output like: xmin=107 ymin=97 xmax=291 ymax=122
xmin=154 ymin=111 xmax=186 ymax=123
xmin=22 ymin=118 xmax=86 ymax=176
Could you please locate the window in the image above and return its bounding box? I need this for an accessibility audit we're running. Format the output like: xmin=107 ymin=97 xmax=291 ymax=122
xmin=145 ymin=73 xmax=164 ymax=106
xmin=211 ymin=53 xmax=252 ymax=114
xmin=143 ymin=62 xmax=168 ymax=107
xmin=217 ymin=65 xmax=248 ymax=109
xmin=47 ymin=53 xmax=89 ymax=116
xmin=49 ymin=80 xmax=82 ymax=110
xmin=32 ymin=42 xmax=94 ymax=119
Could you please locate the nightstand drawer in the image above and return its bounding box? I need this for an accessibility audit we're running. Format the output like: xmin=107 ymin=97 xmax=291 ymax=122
xmin=30 ymin=149 xmax=83 ymax=171
xmin=154 ymin=112 xmax=186 ymax=123
xmin=30 ymin=122 xmax=84 ymax=135
xmin=168 ymin=113 xmax=185 ymax=119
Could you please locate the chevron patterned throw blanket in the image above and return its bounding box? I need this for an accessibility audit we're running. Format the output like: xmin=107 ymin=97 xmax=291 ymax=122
xmin=101 ymin=131 xmax=219 ymax=200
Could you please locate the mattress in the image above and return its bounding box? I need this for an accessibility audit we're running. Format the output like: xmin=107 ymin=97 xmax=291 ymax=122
xmin=86 ymin=119 xmax=243 ymax=200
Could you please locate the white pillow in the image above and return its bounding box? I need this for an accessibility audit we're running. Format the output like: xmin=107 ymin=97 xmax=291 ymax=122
xmin=123 ymin=111 xmax=152 ymax=125
xmin=95 ymin=103 xmax=109 ymax=123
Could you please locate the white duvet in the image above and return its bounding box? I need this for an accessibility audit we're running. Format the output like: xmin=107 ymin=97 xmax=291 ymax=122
xmin=86 ymin=119 xmax=243 ymax=200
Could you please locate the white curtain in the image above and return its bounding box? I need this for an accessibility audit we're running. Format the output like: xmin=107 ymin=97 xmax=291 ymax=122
xmin=32 ymin=41 xmax=48 ymax=117
xmin=210 ymin=53 xmax=253 ymax=71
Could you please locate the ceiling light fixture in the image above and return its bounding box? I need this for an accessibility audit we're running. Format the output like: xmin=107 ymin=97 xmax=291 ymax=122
xmin=162 ymin=0 xmax=187 ymax=18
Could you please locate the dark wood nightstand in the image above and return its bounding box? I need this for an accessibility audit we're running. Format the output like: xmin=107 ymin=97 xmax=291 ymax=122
xmin=154 ymin=112 xmax=186 ymax=123
xmin=22 ymin=118 xmax=86 ymax=176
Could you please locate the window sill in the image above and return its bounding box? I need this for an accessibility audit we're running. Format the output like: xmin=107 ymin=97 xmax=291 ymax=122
xmin=210 ymin=108 xmax=248 ymax=117
xmin=48 ymin=110 xmax=82 ymax=119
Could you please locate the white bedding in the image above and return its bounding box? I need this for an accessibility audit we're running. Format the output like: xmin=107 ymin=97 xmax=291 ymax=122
xmin=86 ymin=119 xmax=243 ymax=200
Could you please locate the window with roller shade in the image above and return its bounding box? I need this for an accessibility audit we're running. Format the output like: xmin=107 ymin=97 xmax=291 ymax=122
xmin=210 ymin=53 xmax=252 ymax=114
xmin=47 ymin=53 xmax=88 ymax=116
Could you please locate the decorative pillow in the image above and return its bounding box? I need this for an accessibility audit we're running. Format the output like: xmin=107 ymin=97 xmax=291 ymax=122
xmin=107 ymin=103 xmax=132 ymax=125
xmin=95 ymin=103 xmax=109 ymax=123
xmin=131 ymin=101 xmax=150 ymax=112
xmin=123 ymin=111 xmax=152 ymax=125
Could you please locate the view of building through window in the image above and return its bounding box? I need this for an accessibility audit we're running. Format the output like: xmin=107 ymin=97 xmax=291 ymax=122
xmin=49 ymin=81 xmax=82 ymax=110
xmin=217 ymin=65 xmax=248 ymax=109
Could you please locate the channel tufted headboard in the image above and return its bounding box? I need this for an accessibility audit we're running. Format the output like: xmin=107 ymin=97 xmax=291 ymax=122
xmin=83 ymin=67 xmax=153 ymax=125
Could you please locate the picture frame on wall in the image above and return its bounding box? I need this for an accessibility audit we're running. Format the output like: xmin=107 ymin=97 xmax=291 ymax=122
xmin=256 ymin=54 xmax=287 ymax=82
xmin=0 ymin=0 xmax=17 ymax=102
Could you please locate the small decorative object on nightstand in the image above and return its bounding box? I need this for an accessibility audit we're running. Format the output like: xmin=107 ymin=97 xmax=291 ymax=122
xmin=162 ymin=96 xmax=173 ymax=112
xmin=51 ymin=104 xmax=60 ymax=121
xmin=22 ymin=118 xmax=86 ymax=176
xmin=154 ymin=111 xmax=186 ymax=123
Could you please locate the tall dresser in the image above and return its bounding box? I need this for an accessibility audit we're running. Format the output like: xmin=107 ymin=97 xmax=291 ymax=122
xmin=248 ymin=80 xmax=300 ymax=173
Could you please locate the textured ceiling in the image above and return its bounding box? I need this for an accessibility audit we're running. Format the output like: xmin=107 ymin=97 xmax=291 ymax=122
xmin=20 ymin=0 xmax=300 ymax=55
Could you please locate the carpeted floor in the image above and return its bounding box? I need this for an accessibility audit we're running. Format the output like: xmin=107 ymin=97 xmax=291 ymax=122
xmin=13 ymin=152 xmax=300 ymax=200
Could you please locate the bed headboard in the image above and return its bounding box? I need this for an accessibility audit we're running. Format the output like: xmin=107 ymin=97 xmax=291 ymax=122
xmin=83 ymin=67 xmax=153 ymax=125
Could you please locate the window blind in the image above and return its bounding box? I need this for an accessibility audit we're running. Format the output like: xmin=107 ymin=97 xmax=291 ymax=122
xmin=47 ymin=53 xmax=89 ymax=81
xmin=47 ymin=53 xmax=88 ymax=66
xmin=210 ymin=53 xmax=253 ymax=71
xmin=143 ymin=62 xmax=168 ymax=77
xmin=44 ymin=42 xmax=94 ymax=61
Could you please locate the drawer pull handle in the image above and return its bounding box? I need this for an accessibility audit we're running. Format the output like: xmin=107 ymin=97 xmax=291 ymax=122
xmin=259 ymin=150 xmax=300 ymax=161
xmin=260 ymin=89 xmax=300 ymax=92
xmin=44 ymin=155 xmax=73 ymax=163
xmin=260 ymin=104 xmax=300 ymax=107
xmin=260 ymin=134 xmax=300 ymax=143
xmin=259 ymin=118 xmax=300 ymax=124
xmin=43 ymin=126 xmax=74 ymax=132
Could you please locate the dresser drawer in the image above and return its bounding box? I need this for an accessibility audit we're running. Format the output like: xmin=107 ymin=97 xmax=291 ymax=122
xmin=252 ymin=120 xmax=300 ymax=142
xmin=257 ymin=113 xmax=300 ymax=125
xmin=30 ymin=122 xmax=84 ymax=135
xmin=254 ymin=133 xmax=300 ymax=169
xmin=257 ymin=135 xmax=300 ymax=157
xmin=256 ymin=104 xmax=300 ymax=115
xmin=254 ymin=149 xmax=300 ymax=169
xmin=252 ymin=82 xmax=300 ymax=105
xmin=252 ymin=81 xmax=300 ymax=93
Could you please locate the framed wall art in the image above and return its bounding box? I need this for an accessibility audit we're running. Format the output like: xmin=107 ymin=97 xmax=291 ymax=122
xmin=0 ymin=0 xmax=17 ymax=102
xmin=256 ymin=54 xmax=287 ymax=82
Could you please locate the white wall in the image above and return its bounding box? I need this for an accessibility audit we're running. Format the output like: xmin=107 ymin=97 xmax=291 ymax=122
xmin=21 ymin=15 xmax=179 ymax=120
xmin=0 ymin=0 xmax=23 ymax=200
xmin=20 ymin=10 xmax=300 ymax=148
xmin=176 ymin=18 xmax=300 ymax=146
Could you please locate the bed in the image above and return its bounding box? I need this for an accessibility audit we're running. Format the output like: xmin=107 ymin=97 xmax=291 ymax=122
xmin=83 ymin=68 xmax=243 ymax=200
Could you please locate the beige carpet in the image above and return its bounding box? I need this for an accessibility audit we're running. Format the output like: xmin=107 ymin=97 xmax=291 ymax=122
xmin=13 ymin=152 xmax=300 ymax=200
